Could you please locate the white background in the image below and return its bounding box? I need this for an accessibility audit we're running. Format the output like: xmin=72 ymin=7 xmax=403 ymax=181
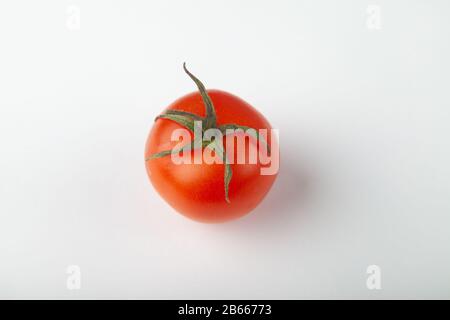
xmin=1 ymin=0 xmax=449 ymax=299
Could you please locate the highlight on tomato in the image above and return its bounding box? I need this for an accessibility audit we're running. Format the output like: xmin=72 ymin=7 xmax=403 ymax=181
xmin=145 ymin=64 xmax=279 ymax=223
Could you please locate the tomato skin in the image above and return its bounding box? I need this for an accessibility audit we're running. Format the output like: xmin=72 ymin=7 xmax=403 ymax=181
xmin=145 ymin=90 xmax=278 ymax=223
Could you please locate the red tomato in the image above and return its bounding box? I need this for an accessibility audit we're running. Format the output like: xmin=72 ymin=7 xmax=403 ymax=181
xmin=145 ymin=65 xmax=278 ymax=223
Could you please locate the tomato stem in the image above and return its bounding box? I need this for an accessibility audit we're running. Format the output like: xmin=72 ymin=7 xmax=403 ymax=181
xmin=147 ymin=64 xmax=269 ymax=204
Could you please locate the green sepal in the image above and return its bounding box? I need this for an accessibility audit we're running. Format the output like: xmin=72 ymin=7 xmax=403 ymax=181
xmin=146 ymin=139 xmax=208 ymax=161
xmin=155 ymin=113 xmax=196 ymax=132
xmin=204 ymin=139 xmax=233 ymax=203
xmin=224 ymin=162 xmax=232 ymax=203
xmin=219 ymin=124 xmax=271 ymax=155
xmin=145 ymin=144 xmax=190 ymax=161
xmin=160 ymin=109 xmax=204 ymax=122
xmin=183 ymin=63 xmax=217 ymax=129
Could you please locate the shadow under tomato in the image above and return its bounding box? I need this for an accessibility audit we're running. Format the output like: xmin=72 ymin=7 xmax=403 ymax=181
xmin=215 ymin=146 xmax=315 ymax=237
xmin=249 ymin=158 xmax=311 ymax=226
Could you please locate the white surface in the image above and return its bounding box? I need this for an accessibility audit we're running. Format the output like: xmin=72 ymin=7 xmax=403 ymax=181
xmin=1 ymin=0 xmax=450 ymax=299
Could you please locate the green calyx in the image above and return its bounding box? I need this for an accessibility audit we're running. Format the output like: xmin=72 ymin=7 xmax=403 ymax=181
xmin=146 ymin=63 xmax=268 ymax=203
